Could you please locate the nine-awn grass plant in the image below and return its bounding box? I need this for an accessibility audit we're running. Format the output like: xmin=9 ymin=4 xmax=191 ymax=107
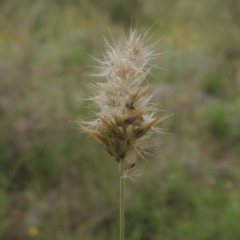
xmin=79 ymin=28 xmax=165 ymax=240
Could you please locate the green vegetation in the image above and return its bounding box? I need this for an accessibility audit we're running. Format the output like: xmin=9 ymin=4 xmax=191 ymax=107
xmin=1 ymin=0 xmax=240 ymax=239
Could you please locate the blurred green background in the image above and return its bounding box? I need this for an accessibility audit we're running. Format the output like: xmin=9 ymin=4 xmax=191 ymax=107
xmin=1 ymin=0 xmax=240 ymax=239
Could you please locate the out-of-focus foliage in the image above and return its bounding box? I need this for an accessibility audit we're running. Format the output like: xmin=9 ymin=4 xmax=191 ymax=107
xmin=0 ymin=0 xmax=240 ymax=239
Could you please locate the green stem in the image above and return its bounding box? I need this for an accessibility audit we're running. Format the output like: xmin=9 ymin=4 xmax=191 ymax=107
xmin=120 ymin=159 xmax=125 ymax=240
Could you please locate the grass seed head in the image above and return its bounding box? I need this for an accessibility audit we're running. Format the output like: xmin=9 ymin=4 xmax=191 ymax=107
xmin=80 ymin=28 xmax=165 ymax=179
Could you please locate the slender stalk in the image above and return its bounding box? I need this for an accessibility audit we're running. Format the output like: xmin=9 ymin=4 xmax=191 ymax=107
xmin=119 ymin=159 xmax=125 ymax=240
